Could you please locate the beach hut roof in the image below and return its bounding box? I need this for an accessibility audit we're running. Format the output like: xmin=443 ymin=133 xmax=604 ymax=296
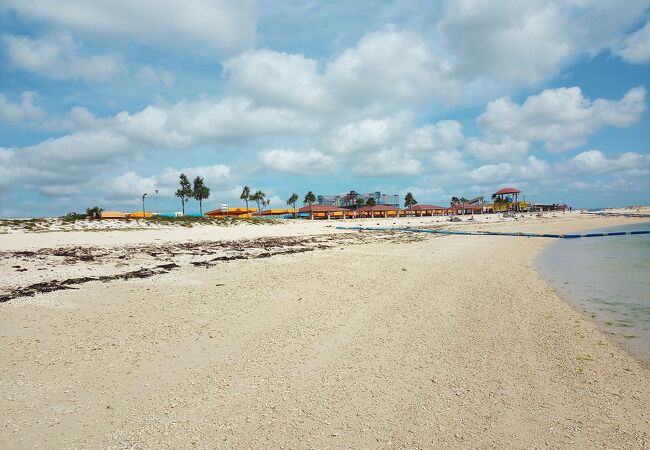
xmin=100 ymin=210 xmax=127 ymax=219
xmin=452 ymin=203 xmax=483 ymax=210
xmin=356 ymin=204 xmax=398 ymax=212
xmin=406 ymin=204 xmax=446 ymax=211
xmin=493 ymin=187 xmax=521 ymax=195
xmin=298 ymin=204 xmax=348 ymax=213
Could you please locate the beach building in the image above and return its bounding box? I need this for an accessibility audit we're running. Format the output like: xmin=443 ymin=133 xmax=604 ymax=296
xmin=401 ymin=204 xmax=448 ymax=217
xmin=205 ymin=207 xmax=258 ymax=218
xmin=298 ymin=204 xmax=352 ymax=219
xmin=317 ymin=190 xmax=400 ymax=208
xmin=356 ymin=204 xmax=399 ymax=218
xmin=126 ymin=211 xmax=154 ymax=218
xmin=100 ymin=211 xmax=128 ymax=219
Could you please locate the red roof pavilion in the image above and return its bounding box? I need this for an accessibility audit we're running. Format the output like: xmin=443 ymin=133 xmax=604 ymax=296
xmin=493 ymin=187 xmax=521 ymax=196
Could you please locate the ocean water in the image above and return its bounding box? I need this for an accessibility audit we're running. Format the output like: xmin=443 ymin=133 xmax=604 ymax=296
xmin=536 ymin=222 xmax=650 ymax=364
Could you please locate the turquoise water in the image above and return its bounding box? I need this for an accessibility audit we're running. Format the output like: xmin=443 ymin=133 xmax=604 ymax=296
xmin=536 ymin=222 xmax=650 ymax=364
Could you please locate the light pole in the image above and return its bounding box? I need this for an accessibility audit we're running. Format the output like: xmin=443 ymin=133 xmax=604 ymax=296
xmin=155 ymin=189 xmax=159 ymax=215
xmin=142 ymin=193 xmax=147 ymax=219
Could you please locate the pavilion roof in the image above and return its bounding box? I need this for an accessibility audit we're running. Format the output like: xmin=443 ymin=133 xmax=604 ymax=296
xmin=406 ymin=204 xmax=447 ymax=211
xmin=356 ymin=204 xmax=398 ymax=212
xmin=493 ymin=187 xmax=521 ymax=195
xmin=298 ymin=204 xmax=348 ymax=213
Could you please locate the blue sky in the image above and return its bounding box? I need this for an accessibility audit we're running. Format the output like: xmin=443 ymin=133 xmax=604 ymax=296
xmin=0 ymin=0 xmax=649 ymax=217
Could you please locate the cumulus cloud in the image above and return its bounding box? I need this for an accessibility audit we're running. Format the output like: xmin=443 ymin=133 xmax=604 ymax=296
xmin=616 ymin=21 xmax=650 ymax=64
xmin=1 ymin=0 xmax=255 ymax=54
xmin=354 ymin=148 xmax=422 ymax=176
xmin=0 ymin=91 xmax=44 ymax=123
xmin=467 ymin=137 xmax=530 ymax=161
xmin=566 ymin=150 xmax=650 ymax=175
xmin=323 ymin=115 xmax=408 ymax=155
xmin=258 ymin=148 xmax=336 ymax=174
xmin=326 ymin=26 xmax=458 ymax=107
xmin=2 ymin=33 xmax=126 ymax=82
xmin=101 ymin=164 xmax=233 ymax=200
xmin=405 ymin=120 xmax=464 ymax=154
xmin=116 ymin=97 xmax=318 ymax=148
xmin=439 ymin=0 xmax=649 ymax=88
xmin=1 ymin=131 xmax=133 ymax=194
xmin=468 ymin=156 xmax=550 ymax=184
xmin=224 ymin=50 xmax=330 ymax=111
xmin=477 ymin=86 xmax=646 ymax=151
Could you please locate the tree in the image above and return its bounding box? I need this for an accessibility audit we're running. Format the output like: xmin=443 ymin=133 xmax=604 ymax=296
xmin=365 ymin=197 xmax=376 ymax=206
xmin=251 ymin=190 xmax=266 ymax=215
xmin=192 ymin=176 xmax=210 ymax=215
xmin=175 ymin=173 xmax=193 ymax=215
xmin=450 ymin=196 xmax=460 ymax=206
xmin=240 ymin=186 xmax=251 ymax=215
xmin=86 ymin=206 xmax=104 ymax=219
xmin=287 ymin=193 xmax=299 ymax=218
xmin=304 ymin=191 xmax=316 ymax=220
xmin=404 ymin=192 xmax=417 ymax=210
xmin=355 ymin=197 xmax=365 ymax=208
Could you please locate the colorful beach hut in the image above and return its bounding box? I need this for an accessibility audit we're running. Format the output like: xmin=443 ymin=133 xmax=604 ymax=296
xmin=401 ymin=204 xmax=447 ymax=217
xmin=298 ymin=204 xmax=349 ymax=219
xmin=100 ymin=211 xmax=127 ymax=219
xmin=356 ymin=204 xmax=399 ymax=218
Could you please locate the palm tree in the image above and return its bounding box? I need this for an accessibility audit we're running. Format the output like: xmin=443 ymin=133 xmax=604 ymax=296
xmin=240 ymin=186 xmax=251 ymax=216
xmin=365 ymin=197 xmax=376 ymax=206
xmin=287 ymin=193 xmax=299 ymax=218
xmin=450 ymin=196 xmax=460 ymax=206
xmin=175 ymin=173 xmax=193 ymax=215
xmin=192 ymin=176 xmax=210 ymax=215
xmin=355 ymin=197 xmax=365 ymax=209
xmin=251 ymin=190 xmax=266 ymax=215
xmin=86 ymin=206 xmax=104 ymax=219
xmin=404 ymin=192 xmax=417 ymax=210
xmin=304 ymin=191 xmax=316 ymax=220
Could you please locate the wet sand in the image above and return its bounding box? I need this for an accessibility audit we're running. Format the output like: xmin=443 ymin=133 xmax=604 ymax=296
xmin=1 ymin=213 xmax=649 ymax=448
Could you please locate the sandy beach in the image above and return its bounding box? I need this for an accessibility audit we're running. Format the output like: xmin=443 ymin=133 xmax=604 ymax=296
xmin=1 ymin=212 xmax=649 ymax=448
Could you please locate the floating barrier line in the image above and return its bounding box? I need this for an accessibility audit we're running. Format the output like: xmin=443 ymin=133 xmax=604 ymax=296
xmin=335 ymin=226 xmax=650 ymax=239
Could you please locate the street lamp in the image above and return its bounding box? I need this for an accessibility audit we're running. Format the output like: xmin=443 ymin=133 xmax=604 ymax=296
xmin=142 ymin=193 xmax=147 ymax=219
xmin=154 ymin=189 xmax=159 ymax=215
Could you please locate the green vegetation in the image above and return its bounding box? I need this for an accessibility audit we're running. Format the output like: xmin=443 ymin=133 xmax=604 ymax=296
xmin=86 ymin=206 xmax=104 ymax=219
xmin=404 ymin=192 xmax=417 ymax=209
xmin=175 ymin=173 xmax=193 ymax=215
xmin=365 ymin=197 xmax=376 ymax=206
xmin=61 ymin=212 xmax=88 ymax=221
xmin=286 ymin=193 xmax=299 ymax=218
xmin=240 ymin=185 xmax=251 ymax=213
xmin=192 ymin=176 xmax=210 ymax=215
xmin=250 ymin=190 xmax=267 ymax=214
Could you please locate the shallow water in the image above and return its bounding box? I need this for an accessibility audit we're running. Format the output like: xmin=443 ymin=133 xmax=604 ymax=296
xmin=536 ymin=222 xmax=650 ymax=364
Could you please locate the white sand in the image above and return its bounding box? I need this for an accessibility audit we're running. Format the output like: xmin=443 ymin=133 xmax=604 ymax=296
xmin=1 ymin=213 xmax=649 ymax=448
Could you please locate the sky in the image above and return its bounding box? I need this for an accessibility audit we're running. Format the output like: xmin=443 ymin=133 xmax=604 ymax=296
xmin=0 ymin=0 xmax=649 ymax=217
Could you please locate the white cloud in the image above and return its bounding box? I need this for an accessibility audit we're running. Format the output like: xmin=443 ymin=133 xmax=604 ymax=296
xmin=117 ymin=97 xmax=318 ymax=148
xmin=440 ymin=0 xmax=573 ymax=86
xmin=439 ymin=0 xmax=649 ymax=88
xmin=1 ymin=0 xmax=255 ymax=54
xmin=354 ymin=148 xmax=422 ymax=176
xmin=431 ymin=150 xmax=466 ymax=171
xmin=2 ymin=33 xmax=126 ymax=82
xmin=405 ymin=120 xmax=464 ymax=154
xmin=101 ymin=164 xmax=233 ymax=200
xmin=224 ymin=50 xmax=330 ymax=111
xmin=0 ymin=91 xmax=44 ymax=123
xmin=325 ymin=26 xmax=459 ymax=108
xmin=617 ymin=21 xmax=650 ymax=64
xmin=136 ymin=65 xmax=175 ymax=88
xmin=468 ymin=156 xmax=550 ymax=183
xmin=324 ymin=115 xmax=409 ymax=155
xmin=477 ymin=86 xmax=646 ymax=151
xmin=566 ymin=150 xmax=650 ymax=175
xmin=258 ymin=148 xmax=336 ymax=174
xmin=467 ymin=137 xmax=530 ymax=161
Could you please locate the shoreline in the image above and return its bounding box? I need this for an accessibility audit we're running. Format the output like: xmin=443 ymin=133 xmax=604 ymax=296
xmin=2 ymin=213 xmax=650 ymax=447
xmin=535 ymin=219 xmax=650 ymax=369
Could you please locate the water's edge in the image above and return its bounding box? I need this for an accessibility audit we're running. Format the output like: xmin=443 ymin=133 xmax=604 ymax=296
xmin=535 ymin=221 xmax=650 ymax=367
